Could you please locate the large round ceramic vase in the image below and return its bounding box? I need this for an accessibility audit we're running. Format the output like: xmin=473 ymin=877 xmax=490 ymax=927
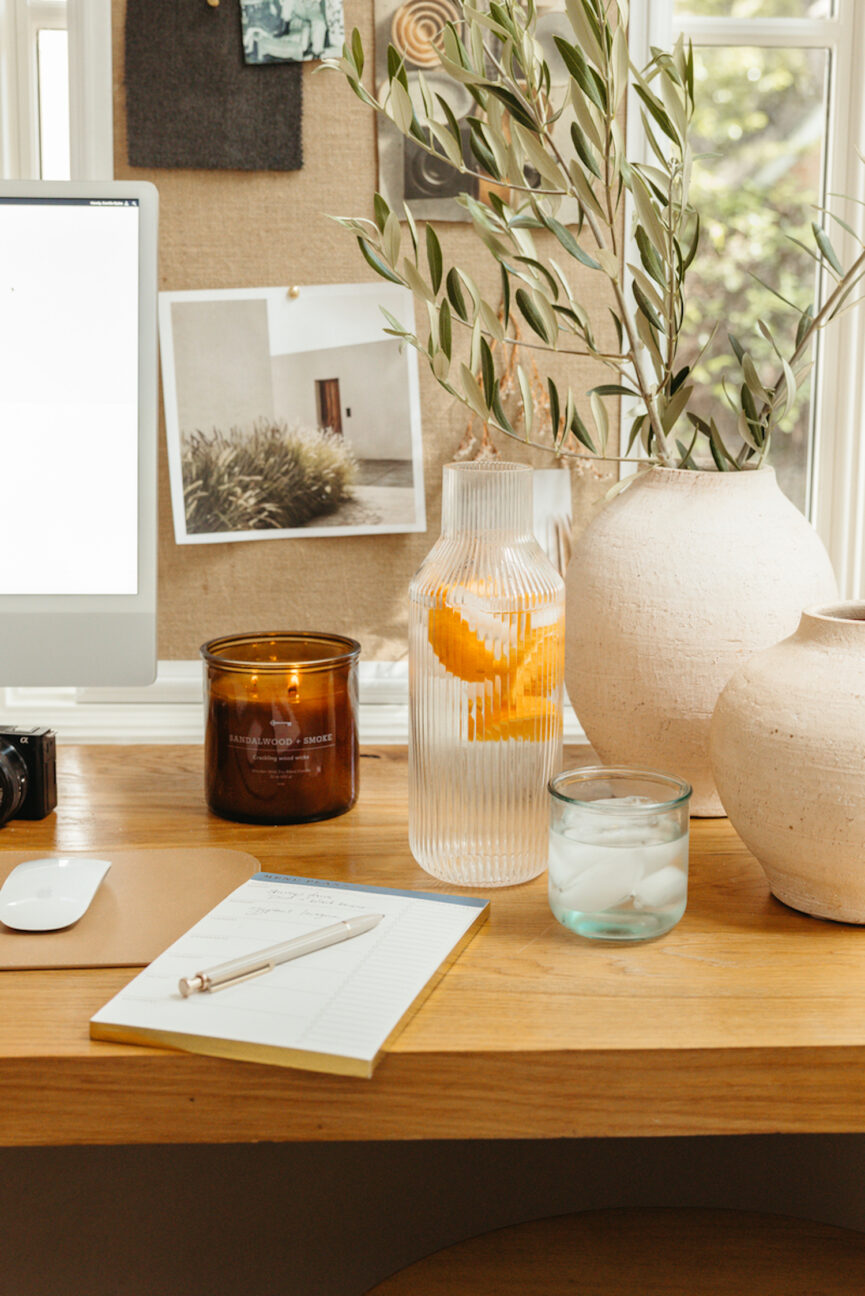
xmin=564 ymin=467 xmax=837 ymax=816
xmin=711 ymin=603 xmax=865 ymax=923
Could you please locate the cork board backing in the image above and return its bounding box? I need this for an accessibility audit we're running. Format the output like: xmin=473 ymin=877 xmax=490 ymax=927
xmin=112 ymin=0 xmax=615 ymax=662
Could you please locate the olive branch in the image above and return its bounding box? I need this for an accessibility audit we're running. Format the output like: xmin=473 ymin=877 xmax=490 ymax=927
xmin=326 ymin=0 xmax=865 ymax=470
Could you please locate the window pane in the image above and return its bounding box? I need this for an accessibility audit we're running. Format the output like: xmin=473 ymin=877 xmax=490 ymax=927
xmin=678 ymin=45 xmax=829 ymax=510
xmin=37 ymin=29 xmax=70 ymax=181
xmin=675 ymin=1 xmax=832 ymax=16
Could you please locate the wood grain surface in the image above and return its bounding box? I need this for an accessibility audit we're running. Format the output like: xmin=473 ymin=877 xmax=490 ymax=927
xmin=2 ymin=744 xmax=865 ymax=1147
xmin=363 ymin=1209 xmax=865 ymax=1294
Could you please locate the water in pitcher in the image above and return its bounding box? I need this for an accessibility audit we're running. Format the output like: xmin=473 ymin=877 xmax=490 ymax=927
xmin=410 ymin=599 xmax=563 ymax=888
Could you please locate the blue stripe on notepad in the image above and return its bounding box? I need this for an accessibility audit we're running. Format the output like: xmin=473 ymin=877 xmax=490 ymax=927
xmin=252 ymin=873 xmax=488 ymax=908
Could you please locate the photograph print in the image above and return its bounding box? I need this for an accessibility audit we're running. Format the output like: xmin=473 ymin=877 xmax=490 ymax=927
xmin=375 ymin=0 xmax=581 ymax=223
xmin=240 ymin=0 xmax=344 ymax=63
xmin=159 ymin=283 xmax=426 ymax=545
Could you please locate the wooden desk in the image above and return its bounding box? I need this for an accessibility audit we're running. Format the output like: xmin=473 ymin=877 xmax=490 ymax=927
xmin=1 ymin=744 xmax=864 ymax=1148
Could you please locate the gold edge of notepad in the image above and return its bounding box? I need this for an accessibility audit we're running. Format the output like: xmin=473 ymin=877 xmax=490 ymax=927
xmin=88 ymin=1021 xmax=374 ymax=1079
xmin=90 ymin=896 xmax=491 ymax=1079
xmin=373 ymin=900 xmax=490 ymax=1062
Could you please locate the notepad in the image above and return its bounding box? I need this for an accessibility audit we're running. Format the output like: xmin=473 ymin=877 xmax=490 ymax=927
xmin=90 ymin=872 xmax=489 ymax=1077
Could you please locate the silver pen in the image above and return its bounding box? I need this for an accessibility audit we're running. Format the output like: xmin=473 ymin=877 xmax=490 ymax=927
xmin=178 ymin=912 xmax=384 ymax=996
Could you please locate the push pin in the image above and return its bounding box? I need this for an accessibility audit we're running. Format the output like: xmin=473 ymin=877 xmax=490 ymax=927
xmin=287 ymin=286 xmax=301 ymax=299
xmin=206 ymin=0 xmax=219 ymax=8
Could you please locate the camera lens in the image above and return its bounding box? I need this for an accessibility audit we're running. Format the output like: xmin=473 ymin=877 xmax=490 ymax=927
xmin=0 ymin=740 xmax=27 ymax=828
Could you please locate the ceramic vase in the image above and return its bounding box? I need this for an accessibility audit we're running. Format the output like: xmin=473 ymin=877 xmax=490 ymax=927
xmin=564 ymin=467 xmax=837 ymax=815
xmin=710 ymin=602 xmax=865 ymax=922
xmin=408 ymin=461 xmax=564 ymax=887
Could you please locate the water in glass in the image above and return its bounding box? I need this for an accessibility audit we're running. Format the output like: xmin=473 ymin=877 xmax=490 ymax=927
xmin=548 ymin=776 xmax=690 ymax=941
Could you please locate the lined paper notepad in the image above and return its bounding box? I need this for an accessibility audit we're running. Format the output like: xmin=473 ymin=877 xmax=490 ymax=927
xmin=90 ymin=873 xmax=489 ymax=1077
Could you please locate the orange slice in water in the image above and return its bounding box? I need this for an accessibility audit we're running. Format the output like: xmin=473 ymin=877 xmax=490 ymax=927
xmin=468 ymin=695 xmax=561 ymax=743
xmin=428 ymin=604 xmax=512 ymax=684
xmin=513 ymin=623 xmax=564 ymax=697
xmin=427 ymin=589 xmax=563 ymax=739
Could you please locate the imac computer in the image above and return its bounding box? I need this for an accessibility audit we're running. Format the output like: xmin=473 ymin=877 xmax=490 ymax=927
xmin=0 ymin=180 xmax=158 ymax=685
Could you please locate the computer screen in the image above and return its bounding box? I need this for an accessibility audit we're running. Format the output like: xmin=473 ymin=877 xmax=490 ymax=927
xmin=0 ymin=181 xmax=157 ymax=684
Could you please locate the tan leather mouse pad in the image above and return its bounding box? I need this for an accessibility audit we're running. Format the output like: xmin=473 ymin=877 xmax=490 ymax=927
xmin=0 ymin=848 xmax=261 ymax=970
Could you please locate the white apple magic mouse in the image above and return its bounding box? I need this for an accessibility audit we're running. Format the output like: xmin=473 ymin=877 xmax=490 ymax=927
xmin=0 ymin=856 xmax=111 ymax=932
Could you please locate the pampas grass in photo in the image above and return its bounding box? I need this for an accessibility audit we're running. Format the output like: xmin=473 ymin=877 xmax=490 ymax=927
xmin=182 ymin=421 xmax=357 ymax=534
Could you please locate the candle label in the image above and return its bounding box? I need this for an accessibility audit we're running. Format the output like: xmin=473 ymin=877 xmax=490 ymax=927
xmin=227 ymin=732 xmax=335 ymax=749
xmin=226 ymin=720 xmax=336 ymax=774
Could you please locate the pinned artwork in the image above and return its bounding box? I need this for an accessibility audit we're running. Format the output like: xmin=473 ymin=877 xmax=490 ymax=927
xmin=240 ymin=0 xmax=345 ymax=63
xmin=159 ymin=283 xmax=426 ymax=544
xmin=375 ymin=0 xmax=579 ymax=221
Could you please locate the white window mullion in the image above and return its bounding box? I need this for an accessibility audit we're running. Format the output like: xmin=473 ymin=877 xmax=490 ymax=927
xmin=11 ymin=0 xmax=39 ymax=177
xmin=66 ymin=0 xmax=112 ymax=179
xmin=676 ymin=17 xmax=838 ymax=47
xmin=810 ymin=1 xmax=865 ymax=595
xmin=0 ymin=0 xmax=23 ymax=177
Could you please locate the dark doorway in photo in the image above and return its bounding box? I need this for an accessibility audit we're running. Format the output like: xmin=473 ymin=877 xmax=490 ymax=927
xmin=316 ymin=378 xmax=342 ymax=435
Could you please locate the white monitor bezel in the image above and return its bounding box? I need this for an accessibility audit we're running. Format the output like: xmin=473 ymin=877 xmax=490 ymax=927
xmin=0 ymin=179 xmax=158 ymax=685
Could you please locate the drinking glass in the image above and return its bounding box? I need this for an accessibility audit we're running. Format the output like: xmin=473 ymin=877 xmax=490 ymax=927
xmin=548 ymin=767 xmax=691 ymax=941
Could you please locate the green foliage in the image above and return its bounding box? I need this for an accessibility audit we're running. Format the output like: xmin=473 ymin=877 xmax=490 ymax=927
xmin=327 ymin=0 xmax=865 ymax=471
xmin=680 ymin=42 xmax=829 ymax=501
xmin=182 ymin=422 xmax=357 ymax=533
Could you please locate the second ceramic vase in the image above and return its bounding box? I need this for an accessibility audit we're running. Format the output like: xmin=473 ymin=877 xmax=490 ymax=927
xmin=711 ymin=602 xmax=865 ymax=923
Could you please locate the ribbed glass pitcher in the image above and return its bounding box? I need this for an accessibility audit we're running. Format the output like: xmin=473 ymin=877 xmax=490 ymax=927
xmin=409 ymin=461 xmax=565 ymax=887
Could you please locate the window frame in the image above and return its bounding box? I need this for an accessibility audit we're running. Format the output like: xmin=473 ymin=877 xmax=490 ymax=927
xmin=628 ymin=1 xmax=865 ymax=597
xmin=0 ymin=0 xmax=112 ymax=179
xmin=0 ymin=662 xmax=588 ymax=745
xmin=66 ymin=0 xmax=112 ymax=179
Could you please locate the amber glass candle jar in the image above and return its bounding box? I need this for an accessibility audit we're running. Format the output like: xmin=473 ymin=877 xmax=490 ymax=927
xmin=201 ymin=632 xmax=360 ymax=825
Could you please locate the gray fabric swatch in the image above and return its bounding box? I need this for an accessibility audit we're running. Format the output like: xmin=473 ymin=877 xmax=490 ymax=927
xmin=125 ymin=0 xmax=303 ymax=172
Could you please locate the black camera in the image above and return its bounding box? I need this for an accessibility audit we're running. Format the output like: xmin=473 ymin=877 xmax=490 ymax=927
xmin=0 ymin=727 xmax=57 ymax=828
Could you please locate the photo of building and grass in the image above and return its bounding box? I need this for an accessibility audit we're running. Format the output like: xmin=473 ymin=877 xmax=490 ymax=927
xmin=160 ymin=286 xmax=424 ymax=544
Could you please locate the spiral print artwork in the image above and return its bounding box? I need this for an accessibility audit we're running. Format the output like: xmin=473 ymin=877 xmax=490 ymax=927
xmin=391 ymin=0 xmax=460 ymax=68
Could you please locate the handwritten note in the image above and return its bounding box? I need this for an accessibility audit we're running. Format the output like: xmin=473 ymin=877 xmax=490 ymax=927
xmin=90 ymin=873 xmax=489 ymax=1076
